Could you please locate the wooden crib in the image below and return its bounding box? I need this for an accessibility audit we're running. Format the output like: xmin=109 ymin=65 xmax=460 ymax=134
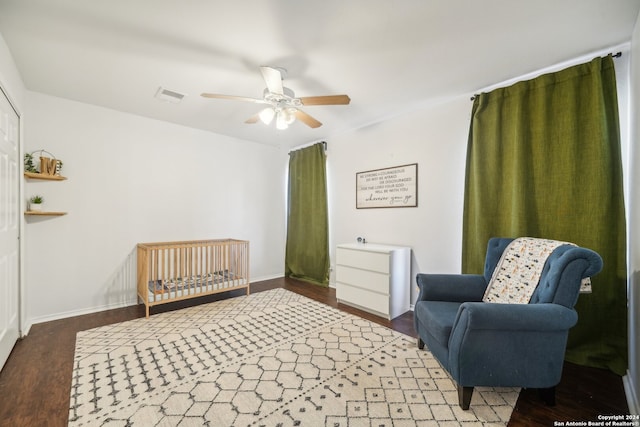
xmin=137 ymin=239 xmax=250 ymax=317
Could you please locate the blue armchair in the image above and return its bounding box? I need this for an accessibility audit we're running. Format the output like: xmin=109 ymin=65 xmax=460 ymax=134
xmin=413 ymin=237 xmax=603 ymax=409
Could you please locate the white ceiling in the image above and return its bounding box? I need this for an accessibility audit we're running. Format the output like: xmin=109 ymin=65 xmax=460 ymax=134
xmin=1 ymin=0 xmax=639 ymax=148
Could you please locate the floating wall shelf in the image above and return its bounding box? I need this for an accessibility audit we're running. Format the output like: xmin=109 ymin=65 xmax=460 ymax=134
xmin=24 ymin=171 xmax=68 ymax=218
xmin=24 ymin=211 xmax=67 ymax=216
xmin=24 ymin=172 xmax=67 ymax=181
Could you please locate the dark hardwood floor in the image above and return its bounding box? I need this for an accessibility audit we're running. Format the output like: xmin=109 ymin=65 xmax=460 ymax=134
xmin=0 ymin=277 xmax=628 ymax=426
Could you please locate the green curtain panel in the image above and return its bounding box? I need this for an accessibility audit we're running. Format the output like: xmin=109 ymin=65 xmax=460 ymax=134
xmin=462 ymin=55 xmax=627 ymax=375
xmin=285 ymin=143 xmax=330 ymax=286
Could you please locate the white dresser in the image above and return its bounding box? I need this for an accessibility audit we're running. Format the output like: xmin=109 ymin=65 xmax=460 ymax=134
xmin=335 ymin=243 xmax=411 ymax=320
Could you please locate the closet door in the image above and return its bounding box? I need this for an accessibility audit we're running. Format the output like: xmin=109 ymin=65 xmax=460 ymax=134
xmin=0 ymin=86 xmax=20 ymax=371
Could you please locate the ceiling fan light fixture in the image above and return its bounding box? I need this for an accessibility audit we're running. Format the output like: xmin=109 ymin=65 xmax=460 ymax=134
xmin=276 ymin=111 xmax=289 ymax=130
xmin=285 ymin=108 xmax=297 ymax=125
xmin=259 ymin=107 xmax=275 ymax=125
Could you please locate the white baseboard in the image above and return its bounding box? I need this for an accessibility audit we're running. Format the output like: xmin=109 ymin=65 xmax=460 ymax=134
xmin=624 ymin=372 xmax=640 ymax=415
xmin=21 ymin=274 xmax=287 ymax=335
xmin=23 ymin=298 xmax=138 ymax=335
xmin=20 ymin=323 xmax=31 ymax=337
xmin=252 ymin=274 xmax=285 ymax=282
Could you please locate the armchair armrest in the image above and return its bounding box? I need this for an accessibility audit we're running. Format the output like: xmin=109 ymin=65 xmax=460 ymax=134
xmin=452 ymin=302 xmax=578 ymax=332
xmin=416 ymin=273 xmax=487 ymax=303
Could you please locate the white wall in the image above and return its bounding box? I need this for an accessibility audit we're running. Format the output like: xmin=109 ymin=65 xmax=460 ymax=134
xmin=23 ymin=92 xmax=287 ymax=327
xmin=327 ymin=96 xmax=471 ymax=301
xmin=625 ymin=11 xmax=640 ymax=415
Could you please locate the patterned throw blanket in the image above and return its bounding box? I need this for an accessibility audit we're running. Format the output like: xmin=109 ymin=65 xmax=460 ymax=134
xmin=483 ymin=237 xmax=592 ymax=304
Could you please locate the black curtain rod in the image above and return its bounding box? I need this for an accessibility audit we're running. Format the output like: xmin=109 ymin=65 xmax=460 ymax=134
xmin=470 ymin=51 xmax=623 ymax=101
xmin=288 ymin=141 xmax=327 ymax=155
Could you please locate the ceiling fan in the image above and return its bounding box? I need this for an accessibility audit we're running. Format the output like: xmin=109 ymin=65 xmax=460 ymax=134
xmin=201 ymin=66 xmax=350 ymax=129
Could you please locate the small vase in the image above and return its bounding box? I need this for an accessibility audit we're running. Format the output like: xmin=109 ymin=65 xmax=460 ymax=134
xmin=30 ymin=203 xmax=43 ymax=211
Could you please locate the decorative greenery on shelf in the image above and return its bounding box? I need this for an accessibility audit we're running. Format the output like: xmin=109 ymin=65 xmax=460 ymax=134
xmin=24 ymin=153 xmax=38 ymax=173
xmin=29 ymin=195 xmax=44 ymax=204
xmin=24 ymin=150 xmax=64 ymax=175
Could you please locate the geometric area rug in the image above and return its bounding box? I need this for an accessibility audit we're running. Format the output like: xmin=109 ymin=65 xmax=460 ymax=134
xmin=69 ymin=288 xmax=519 ymax=426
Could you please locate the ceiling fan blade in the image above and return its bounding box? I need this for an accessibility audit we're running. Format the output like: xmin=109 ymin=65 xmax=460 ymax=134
xmin=260 ymin=66 xmax=284 ymax=95
xmin=294 ymin=110 xmax=323 ymax=128
xmin=300 ymin=95 xmax=351 ymax=106
xmin=245 ymin=114 xmax=260 ymax=124
xmin=246 ymin=107 xmax=276 ymax=125
xmin=200 ymin=93 xmax=267 ymax=104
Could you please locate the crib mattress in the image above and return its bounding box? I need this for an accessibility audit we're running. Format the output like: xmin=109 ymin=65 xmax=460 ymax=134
xmin=147 ymin=271 xmax=248 ymax=302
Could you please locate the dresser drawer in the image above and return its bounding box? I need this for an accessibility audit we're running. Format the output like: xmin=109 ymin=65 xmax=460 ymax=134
xmin=336 ymin=247 xmax=390 ymax=274
xmin=335 ymin=265 xmax=389 ymax=295
xmin=336 ymin=283 xmax=390 ymax=317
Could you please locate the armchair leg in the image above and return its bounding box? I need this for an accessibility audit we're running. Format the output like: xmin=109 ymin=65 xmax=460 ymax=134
xmin=457 ymin=385 xmax=474 ymax=410
xmin=417 ymin=337 xmax=425 ymax=349
xmin=539 ymin=387 xmax=556 ymax=406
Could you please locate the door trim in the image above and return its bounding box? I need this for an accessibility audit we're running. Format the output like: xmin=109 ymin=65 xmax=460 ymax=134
xmin=0 ymin=83 xmax=23 ymax=339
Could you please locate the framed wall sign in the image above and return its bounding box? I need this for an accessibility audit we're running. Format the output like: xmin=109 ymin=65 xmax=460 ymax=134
xmin=356 ymin=163 xmax=418 ymax=209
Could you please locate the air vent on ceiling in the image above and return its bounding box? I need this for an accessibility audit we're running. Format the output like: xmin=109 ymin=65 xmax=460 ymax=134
xmin=155 ymin=87 xmax=186 ymax=104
